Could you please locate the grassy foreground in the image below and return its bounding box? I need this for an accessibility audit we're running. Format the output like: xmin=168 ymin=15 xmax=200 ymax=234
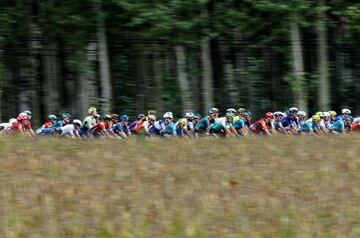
xmin=0 ymin=136 xmax=360 ymax=238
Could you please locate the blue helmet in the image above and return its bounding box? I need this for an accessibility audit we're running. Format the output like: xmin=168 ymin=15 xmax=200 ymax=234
xmin=194 ymin=114 xmax=202 ymax=119
xmin=120 ymin=115 xmax=129 ymax=121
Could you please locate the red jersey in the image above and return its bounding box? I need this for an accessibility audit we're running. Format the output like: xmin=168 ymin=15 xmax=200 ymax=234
xmin=89 ymin=121 xmax=112 ymax=135
xmin=351 ymin=121 xmax=360 ymax=131
xmin=249 ymin=118 xmax=271 ymax=134
xmin=7 ymin=121 xmax=25 ymax=134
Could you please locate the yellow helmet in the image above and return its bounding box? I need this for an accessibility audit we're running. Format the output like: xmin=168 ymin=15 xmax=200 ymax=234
xmin=329 ymin=111 xmax=337 ymax=117
xmin=147 ymin=110 xmax=156 ymax=116
xmin=179 ymin=118 xmax=187 ymax=125
xmin=88 ymin=107 xmax=97 ymax=114
xmin=312 ymin=115 xmax=321 ymax=121
xmin=315 ymin=111 xmax=323 ymax=117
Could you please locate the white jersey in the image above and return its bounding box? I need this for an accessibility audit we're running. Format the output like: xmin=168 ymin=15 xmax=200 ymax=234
xmin=354 ymin=117 xmax=360 ymax=123
xmin=60 ymin=124 xmax=78 ymax=137
xmin=215 ymin=117 xmax=227 ymax=128
xmin=83 ymin=116 xmax=97 ymax=129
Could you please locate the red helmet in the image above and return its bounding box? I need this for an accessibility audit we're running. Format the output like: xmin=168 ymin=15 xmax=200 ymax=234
xmin=265 ymin=112 xmax=273 ymax=118
xmin=17 ymin=115 xmax=28 ymax=121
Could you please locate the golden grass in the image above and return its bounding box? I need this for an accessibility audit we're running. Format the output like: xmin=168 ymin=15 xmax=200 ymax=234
xmin=0 ymin=135 xmax=359 ymax=238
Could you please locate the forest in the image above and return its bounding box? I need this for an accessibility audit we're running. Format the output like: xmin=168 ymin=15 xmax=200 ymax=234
xmin=0 ymin=0 xmax=359 ymax=125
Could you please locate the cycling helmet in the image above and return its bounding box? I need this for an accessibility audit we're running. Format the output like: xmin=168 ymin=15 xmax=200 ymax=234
xmin=88 ymin=107 xmax=97 ymax=114
xmin=342 ymin=108 xmax=351 ymax=115
xmin=322 ymin=112 xmax=330 ymax=117
xmin=274 ymin=111 xmax=284 ymax=117
xmin=194 ymin=114 xmax=201 ymax=119
xmin=73 ymin=119 xmax=83 ymax=126
xmin=103 ymin=114 xmax=112 ymax=120
xmin=297 ymin=111 xmax=306 ymax=117
xmin=244 ymin=111 xmax=252 ymax=117
xmin=148 ymin=115 xmax=156 ymax=121
xmin=329 ymin=111 xmax=337 ymax=117
xmin=185 ymin=112 xmax=194 ymax=118
xmin=312 ymin=115 xmax=321 ymax=121
xmin=9 ymin=118 xmax=17 ymax=124
xmin=237 ymin=108 xmax=246 ymax=113
xmin=265 ymin=112 xmax=273 ymax=118
xmin=316 ymin=111 xmax=324 ymax=117
xmin=48 ymin=114 xmax=57 ymax=121
xmin=289 ymin=107 xmax=299 ymax=114
xmin=137 ymin=114 xmax=145 ymax=119
xmin=226 ymin=112 xmax=235 ymax=120
xmin=111 ymin=113 xmax=119 ymax=119
xmin=179 ymin=118 xmax=187 ymax=125
xmin=208 ymin=108 xmax=219 ymax=115
xmin=120 ymin=115 xmax=129 ymax=121
xmin=19 ymin=112 xmax=27 ymax=117
xmin=17 ymin=115 xmax=28 ymax=121
xmin=226 ymin=108 xmax=237 ymax=114
xmin=62 ymin=113 xmax=71 ymax=119
xmin=147 ymin=110 xmax=156 ymax=116
xmin=163 ymin=112 xmax=173 ymax=119
xmin=23 ymin=110 xmax=32 ymax=116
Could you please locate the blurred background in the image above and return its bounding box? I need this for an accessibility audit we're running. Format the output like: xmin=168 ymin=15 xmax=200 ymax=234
xmin=0 ymin=0 xmax=359 ymax=126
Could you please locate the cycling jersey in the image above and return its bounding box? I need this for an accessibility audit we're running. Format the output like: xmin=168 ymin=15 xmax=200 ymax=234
xmin=7 ymin=121 xmax=25 ymax=134
xmin=36 ymin=122 xmax=53 ymax=134
xmin=112 ymin=122 xmax=130 ymax=134
xmin=50 ymin=120 xmax=63 ymax=129
xmin=84 ymin=116 xmax=97 ymax=129
xmin=149 ymin=120 xmax=165 ymax=136
xmin=88 ymin=122 xmax=107 ymax=136
xmin=195 ymin=117 xmax=212 ymax=133
xmin=59 ymin=124 xmax=79 ymax=137
xmin=211 ymin=117 xmax=228 ymax=132
xmin=281 ymin=116 xmax=298 ymax=128
xmin=330 ymin=120 xmax=344 ymax=133
xmin=161 ymin=124 xmax=176 ymax=137
xmin=273 ymin=121 xmax=284 ymax=130
xmin=232 ymin=116 xmax=245 ymax=130
xmin=249 ymin=119 xmax=271 ymax=134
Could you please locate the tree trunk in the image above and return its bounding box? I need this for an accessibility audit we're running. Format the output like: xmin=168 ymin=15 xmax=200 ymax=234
xmin=153 ymin=45 xmax=164 ymax=113
xmin=317 ymin=0 xmax=330 ymax=110
xmin=175 ymin=46 xmax=193 ymax=114
xmin=97 ymin=14 xmax=112 ymax=114
xmin=201 ymin=37 xmax=214 ymax=114
xmin=290 ymin=14 xmax=308 ymax=112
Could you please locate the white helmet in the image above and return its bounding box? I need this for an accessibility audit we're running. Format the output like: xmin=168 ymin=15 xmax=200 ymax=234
xmin=274 ymin=111 xmax=284 ymax=117
xmin=322 ymin=112 xmax=330 ymax=117
xmin=297 ymin=111 xmax=306 ymax=117
xmin=289 ymin=107 xmax=299 ymax=113
xmin=226 ymin=108 xmax=237 ymax=114
xmin=163 ymin=112 xmax=173 ymax=119
xmin=19 ymin=112 xmax=27 ymax=117
xmin=185 ymin=112 xmax=194 ymax=118
xmin=73 ymin=119 xmax=83 ymax=126
xmin=341 ymin=108 xmax=351 ymax=115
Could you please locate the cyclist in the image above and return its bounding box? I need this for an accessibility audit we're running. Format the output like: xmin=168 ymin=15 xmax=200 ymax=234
xmin=22 ymin=110 xmax=36 ymax=136
xmin=6 ymin=115 xmax=32 ymax=136
xmin=243 ymin=111 xmax=252 ymax=128
xmin=194 ymin=108 xmax=218 ymax=137
xmin=83 ymin=107 xmax=98 ymax=130
xmin=56 ymin=119 xmax=82 ymax=138
xmin=175 ymin=118 xmax=187 ymax=138
xmin=345 ymin=116 xmax=354 ymax=133
xmin=129 ymin=114 xmax=146 ymax=132
xmin=88 ymin=115 xmax=113 ymax=138
xmin=210 ymin=112 xmax=237 ymax=137
xmin=273 ymin=112 xmax=288 ymax=134
xmin=319 ymin=112 xmax=331 ymax=135
xmin=237 ymin=108 xmax=246 ymax=118
xmin=330 ymin=111 xmax=345 ymax=134
xmin=112 ymin=115 xmax=131 ymax=139
xmin=184 ymin=112 xmax=195 ymax=135
xmin=281 ymin=107 xmax=299 ymax=133
xmin=39 ymin=113 xmax=71 ymax=135
xmin=36 ymin=115 xmax=57 ymax=134
xmin=232 ymin=113 xmax=247 ymax=136
xmin=299 ymin=115 xmax=321 ymax=135
xmin=249 ymin=112 xmax=273 ymax=135
xmin=193 ymin=114 xmax=202 ymax=125
xmin=297 ymin=111 xmax=307 ymax=127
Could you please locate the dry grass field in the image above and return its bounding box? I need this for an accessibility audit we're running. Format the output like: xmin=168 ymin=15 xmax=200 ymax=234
xmin=0 ymin=135 xmax=359 ymax=238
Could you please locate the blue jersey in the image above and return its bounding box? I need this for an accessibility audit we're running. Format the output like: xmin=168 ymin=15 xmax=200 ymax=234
xmin=330 ymin=120 xmax=344 ymax=133
xmin=161 ymin=124 xmax=175 ymax=137
xmin=232 ymin=118 xmax=245 ymax=129
xmin=195 ymin=117 xmax=211 ymax=132
xmin=281 ymin=116 xmax=298 ymax=128
xmin=112 ymin=123 xmax=129 ymax=134
xmin=274 ymin=121 xmax=284 ymax=130
xmin=149 ymin=120 xmax=165 ymax=136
